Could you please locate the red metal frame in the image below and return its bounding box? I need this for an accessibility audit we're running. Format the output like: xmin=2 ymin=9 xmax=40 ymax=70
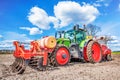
xmin=101 ymin=44 xmax=111 ymax=58
xmin=13 ymin=41 xmax=54 ymax=66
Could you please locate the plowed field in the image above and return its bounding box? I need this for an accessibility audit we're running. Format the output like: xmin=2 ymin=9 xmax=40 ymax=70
xmin=0 ymin=54 xmax=120 ymax=80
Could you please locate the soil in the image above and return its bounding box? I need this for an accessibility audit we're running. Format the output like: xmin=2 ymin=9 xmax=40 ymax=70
xmin=0 ymin=54 xmax=120 ymax=80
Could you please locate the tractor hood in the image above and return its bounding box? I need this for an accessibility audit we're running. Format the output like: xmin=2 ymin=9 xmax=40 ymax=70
xmin=56 ymin=38 xmax=71 ymax=47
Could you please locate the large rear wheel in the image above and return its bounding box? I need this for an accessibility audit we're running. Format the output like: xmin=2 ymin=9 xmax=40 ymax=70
xmin=87 ymin=41 xmax=102 ymax=63
xmin=50 ymin=45 xmax=70 ymax=66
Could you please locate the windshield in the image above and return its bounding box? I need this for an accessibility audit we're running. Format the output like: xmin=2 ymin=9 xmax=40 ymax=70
xmin=64 ymin=29 xmax=86 ymax=43
xmin=76 ymin=30 xmax=86 ymax=43
xmin=64 ymin=30 xmax=75 ymax=40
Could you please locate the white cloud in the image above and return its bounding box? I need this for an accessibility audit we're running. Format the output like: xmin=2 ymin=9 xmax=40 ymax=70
xmin=28 ymin=7 xmax=50 ymax=30
xmin=20 ymin=27 xmax=43 ymax=35
xmin=0 ymin=35 xmax=2 ymax=38
xmin=107 ymin=35 xmax=120 ymax=51
xmin=0 ymin=32 xmax=32 ymax=50
xmin=108 ymin=41 xmax=120 ymax=51
xmin=95 ymin=0 xmax=112 ymax=7
xmin=49 ymin=16 xmax=59 ymax=28
xmin=93 ymin=3 xmax=101 ymax=7
xmin=98 ymin=22 xmax=120 ymax=35
xmin=104 ymin=3 xmax=109 ymax=7
xmin=110 ymin=40 xmax=119 ymax=44
xmin=3 ymin=32 xmax=31 ymax=41
xmin=0 ymin=40 xmax=13 ymax=50
xmin=113 ymin=43 xmax=120 ymax=47
xmin=118 ymin=4 xmax=120 ymax=11
xmin=0 ymin=39 xmax=32 ymax=50
xmin=111 ymin=35 xmax=117 ymax=40
xmin=28 ymin=6 xmax=59 ymax=30
xmin=28 ymin=1 xmax=99 ymax=29
xmin=54 ymin=1 xmax=99 ymax=28
xmin=96 ymin=0 xmax=104 ymax=3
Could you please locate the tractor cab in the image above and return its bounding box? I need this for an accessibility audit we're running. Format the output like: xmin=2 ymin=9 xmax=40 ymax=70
xmin=55 ymin=30 xmax=71 ymax=47
xmin=55 ymin=25 xmax=87 ymax=48
xmin=64 ymin=28 xmax=86 ymax=44
xmin=64 ymin=25 xmax=86 ymax=48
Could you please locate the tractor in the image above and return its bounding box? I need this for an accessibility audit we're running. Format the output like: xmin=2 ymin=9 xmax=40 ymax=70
xmin=55 ymin=24 xmax=111 ymax=63
xmin=10 ymin=24 xmax=111 ymax=74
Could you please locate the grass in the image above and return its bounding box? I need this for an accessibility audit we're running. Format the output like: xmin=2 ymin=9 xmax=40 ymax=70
xmin=112 ymin=51 xmax=120 ymax=54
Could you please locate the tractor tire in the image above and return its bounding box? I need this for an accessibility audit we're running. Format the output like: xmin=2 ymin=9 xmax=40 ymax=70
xmin=106 ymin=54 xmax=112 ymax=61
xmin=50 ymin=45 xmax=70 ymax=66
xmin=87 ymin=41 xmax=102 ymax=63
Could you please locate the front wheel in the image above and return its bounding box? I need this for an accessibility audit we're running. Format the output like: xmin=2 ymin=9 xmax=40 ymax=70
xmin=50 ymin=45 xmax=70 ymax=66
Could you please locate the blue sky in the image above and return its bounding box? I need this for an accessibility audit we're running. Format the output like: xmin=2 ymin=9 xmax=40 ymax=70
xmin=0 ymin=0 xmax=120 ymax=51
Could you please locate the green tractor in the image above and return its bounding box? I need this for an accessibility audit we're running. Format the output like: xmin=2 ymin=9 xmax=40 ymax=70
xmin=55 ymin=24 xmax=102 ymax=63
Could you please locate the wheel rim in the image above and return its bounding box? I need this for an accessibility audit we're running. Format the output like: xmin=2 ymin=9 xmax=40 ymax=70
xmin=92 ymin=42 xmax=101 ymax=62
xmin=56 ymin=47 xmax=70 ymax=65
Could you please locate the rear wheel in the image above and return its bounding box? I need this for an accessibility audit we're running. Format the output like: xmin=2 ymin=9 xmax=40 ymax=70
xmin=87 ymin=41 xmax=102 ymax=63
xmin=50 ymin=45 xmax=70 ymax=66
